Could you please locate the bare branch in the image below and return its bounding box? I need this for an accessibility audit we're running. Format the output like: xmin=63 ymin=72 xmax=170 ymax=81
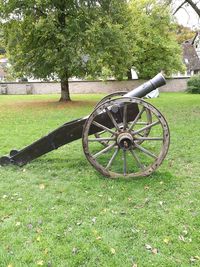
xmin=186 ymin=0 xmax=200 ymax=17
xmin=173 ymin=1 xmax=186 ymax=14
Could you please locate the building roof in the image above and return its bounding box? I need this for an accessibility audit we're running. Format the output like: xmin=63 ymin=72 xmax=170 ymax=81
xmin=182 ymin=40 xmax=200 ymax=71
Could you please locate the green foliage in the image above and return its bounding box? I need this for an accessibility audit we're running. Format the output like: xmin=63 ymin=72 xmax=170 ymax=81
xmin=175 ymin=24 xmax=195 ymax=44
xmin=0 ymin=0 xmax=133 ymax=82
xmin=187 ymin=75 xmax=200 ymax=94
xmin=129 ymin=0 xmax=184 ymax=79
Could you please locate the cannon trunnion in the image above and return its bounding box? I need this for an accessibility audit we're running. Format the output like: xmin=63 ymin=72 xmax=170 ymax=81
xmin=0 ymin=73 xmax=170 ymax=178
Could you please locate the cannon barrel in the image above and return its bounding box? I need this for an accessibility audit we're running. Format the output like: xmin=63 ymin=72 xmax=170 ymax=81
xmin=124 ymin=73 xmax=166 ymax=98
xmin=0 ymin=73 xmax=166 ymax=166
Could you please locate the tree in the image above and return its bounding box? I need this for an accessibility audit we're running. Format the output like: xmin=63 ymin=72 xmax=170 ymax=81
xmin=129 ymin=0 xmax=184 ymax=79
xmin=175 ymin=24 xmax=195 ymax=44
xmin=0 ymin=0 xmax=133 ymax=101
xmin=0 ymin=28 xmax=6 ymax=57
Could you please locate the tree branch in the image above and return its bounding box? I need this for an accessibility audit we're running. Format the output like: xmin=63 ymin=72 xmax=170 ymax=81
xmin=185 ymin=0 xmax=200 ymax=17
xmin=173 ymin=1 xmax=186 ymax=14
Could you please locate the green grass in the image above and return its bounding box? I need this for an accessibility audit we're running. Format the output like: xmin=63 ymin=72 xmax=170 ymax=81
xmin=0 ymin=93 xmax=199 ymax=267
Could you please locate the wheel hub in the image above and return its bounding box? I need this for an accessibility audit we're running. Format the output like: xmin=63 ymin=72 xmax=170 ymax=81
xmin=117 ymin=132 xmax=134 ymax=150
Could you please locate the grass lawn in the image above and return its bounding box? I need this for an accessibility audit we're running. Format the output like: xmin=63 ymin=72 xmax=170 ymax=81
xmin=0 ymin=93 xmax=199 ymax=267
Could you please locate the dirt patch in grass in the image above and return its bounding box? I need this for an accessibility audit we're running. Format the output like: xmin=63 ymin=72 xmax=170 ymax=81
xmin=0 ymin=99 xmax=96 ymax=111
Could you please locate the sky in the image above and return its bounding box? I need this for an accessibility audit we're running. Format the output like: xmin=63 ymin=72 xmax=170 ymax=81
xmin=174 ymin=2 xmax=200 ymax=29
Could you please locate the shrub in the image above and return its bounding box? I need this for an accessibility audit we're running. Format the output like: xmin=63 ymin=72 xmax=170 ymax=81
xmin=186 ymin=75 xmax=200 ymax=94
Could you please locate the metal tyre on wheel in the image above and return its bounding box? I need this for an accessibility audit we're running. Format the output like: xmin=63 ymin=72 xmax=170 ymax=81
xmin=82 ymin=97 xmax=170 ymax=178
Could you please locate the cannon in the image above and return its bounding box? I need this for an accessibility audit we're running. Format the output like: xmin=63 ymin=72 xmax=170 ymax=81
xmin=0 ymin=73 xmax=170 ymax=178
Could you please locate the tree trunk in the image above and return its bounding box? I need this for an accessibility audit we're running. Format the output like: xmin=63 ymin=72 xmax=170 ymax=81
xmin=59 ymin=79 xmax=71 ymax=102
xmin=127 ymin=70 xmax=132 ymax=80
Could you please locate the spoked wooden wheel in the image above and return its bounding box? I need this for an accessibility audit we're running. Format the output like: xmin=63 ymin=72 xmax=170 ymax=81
xmin=82 ymin=97 xmax=170 ymax=178
xmin=94 ymin=92 xmax=152 ymax=146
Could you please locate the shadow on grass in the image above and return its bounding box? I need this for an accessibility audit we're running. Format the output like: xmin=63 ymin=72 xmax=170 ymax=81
xmin=2 ymin=99 xmax=97 ymax=110
xmin=25 ymin=157 xmax=175 ymax=186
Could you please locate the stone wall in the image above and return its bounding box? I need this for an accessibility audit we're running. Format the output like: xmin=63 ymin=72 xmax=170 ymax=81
xmin=0 ymin=78 xmax=188 ymax=95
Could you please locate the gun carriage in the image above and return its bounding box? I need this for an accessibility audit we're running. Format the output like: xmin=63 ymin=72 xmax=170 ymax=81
xmin=0 ymin=73 xmax=170 ymax=178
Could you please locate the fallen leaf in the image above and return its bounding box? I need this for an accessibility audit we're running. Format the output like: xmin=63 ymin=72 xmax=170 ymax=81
xmin=93 ymin=229 xmax=98 ymax=235
xmin=38 ymin=219 xmax=43 ymax=225
xmin=163 ymin=238 xmax=170 ymax=244
xmin=145 ymin=244 xmax=152 ymax=250
xmin=7 ymin=264 xmax=13 ymax=267
xmin=92 ymin=217 xmax=96 ymax=224
xmin=152 ymin=248 xmax=158 ymax=255
xmin=1 ymin=214 xmax=11 ymax=222
xmin=96 ymin=236 xmax=102 ymax=240
xmin=132 ymin=264 xmax=138 ymax=267
xmin=72 ymin=247 xmax=78 ymax=254
xmin=159 ymin=201 xmax=163 ymax=206
xmin=44 ymin=248 xmax=48 ymax=255
xmin=36 ymin=236 xmax=41 ymax=242
xmin=144 ymin=185 xmax=150 ymax=190
xmin=37 ymin=260 xmax=44 ymax=266
xmin=15 ymin=222 xmax=21 ymax=227
xmin=110 ymin=248 xmax=116 ymax=254
xmin=27 ymin=223 xmax=33 ymax=230
xmin=179 ymin=235 xmax=185 ymax=242
xmin=131 ymin=227 xmax=139 ymax=233
xmin=36 ymin=228 xmax=42 ymax=234
xmin=190 ymin=257 xmax=196 ymax=263
xmin=39 ymin=184 xmax=45 ymax=190
xmin=120 ymin=211 xmax=126 ymax=215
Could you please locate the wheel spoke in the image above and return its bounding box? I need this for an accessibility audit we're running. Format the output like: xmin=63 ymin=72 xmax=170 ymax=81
xmin=106 ymin=147 xmax=119 ymax=169
xmin=95 ymin=130 xmax=107 ymax=136
xmin=92 ymin=121 xmax=116 ymax=135
xmin=135 ymin=144 xmax=158 ymax=159
xmin=130 ymin=149 xmax=145 ymax=170
xmin=123 ymin=150 xmax=127 ymax=176
xmin=129 ymin=107 xmax=145 ymax=130
xmin=89 ymin=137 xmax=116 ymax=142
xmin=134 ymin=137 xmax=164 ymax=141
xmin=132 ymin=120 xmax=160 ymax=135
xmin=135 ymin=122 xmax=149 ymax=125
xmin=105 ymin=108 xmax=120 ymax=131
xmin=93 ymin=143 xmax=116 ymax=159
xmin=123 ymin=104 xmax=128 ymax=130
